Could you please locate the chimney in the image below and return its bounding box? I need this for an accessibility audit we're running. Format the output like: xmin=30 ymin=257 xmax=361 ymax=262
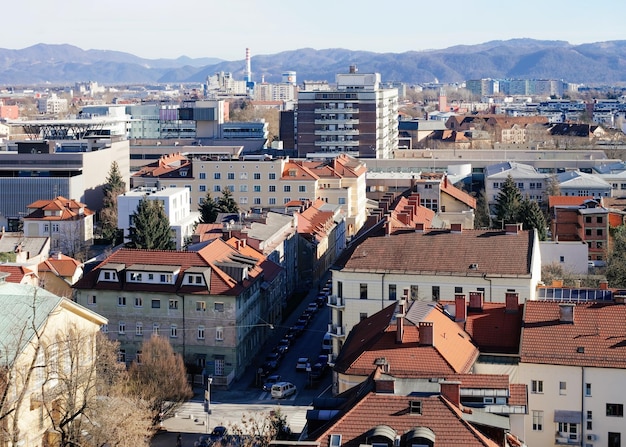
xmin=450 ymin=223 xmax=462 ymax=233
xmin=454 ymin=294 xmax=466 ymax=322
xmin=505 ymin=292 xmax=519 ymax=313
xmin=440 ymin=381 xmax=461 ymax=408
xmin=418 ymin=321 xmax=434 ymax=346
xmin=599 ymin=279 xmax=609 ymax=290
xmin=385 ymin=214 xmax=392 ymax=237
xmin=374 ymin=378 xmax=395 ymax=394
xmin=559 ymin=303 xmax=575 ymax=323
xmin=396 ymin=300 xmax=406 ymax=343
xmin=505 ymin=223 xmax=522 ymax=234
xmin=240 ymin=238 xmax=246 ymax=248
xmin=468 ymin=291 xmax=484 ymax=312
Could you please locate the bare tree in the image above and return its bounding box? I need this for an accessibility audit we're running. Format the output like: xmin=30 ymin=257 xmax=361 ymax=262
xmin=219 ymin=409 xmax=292 ymax=447
xmin=126 ymin=336 xmax=193 ymax=427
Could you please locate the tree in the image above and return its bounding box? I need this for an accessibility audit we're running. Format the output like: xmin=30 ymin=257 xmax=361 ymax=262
xmin=518 ymin=197 xmax=548 ymax=241
xmin=127 ymin=198 xmax=175 ymax=250
xmin=198 ymin=191 xmax=220 ymax=223
xmin=220 ymin=409 xmax=292 ymax=447
xmin=101 ymin=162 xmax=126 ymax=242
xmin=606 ymin=225 xmax=626 ymax=288
xmin=494 ymin=175 xmax=522 ymax=227
xmin=126 ymin=336 xmax=193 ymax=427
xmin=474 ymin=189 xmax=492 ymax=229
xmin=217 ymin=187 xmax=239 ymax=214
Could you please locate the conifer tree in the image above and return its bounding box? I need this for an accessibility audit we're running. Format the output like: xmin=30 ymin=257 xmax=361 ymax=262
xmin=519 ymin=196 xmax=548 ymax=241
xmin=217 ymin=187 xmax=239 ymax=213
xmin=198 ymin=191 xmax=219 ymax=223
xmin=494 ymin=175 xmax=522 ymax=226
xmin=474 ymin=189 xmax=492 ymax=229
xmin=100 ymin=161 xmax=126 ymax=242
xmin=127 ymin=198 xmax=175 ymax=250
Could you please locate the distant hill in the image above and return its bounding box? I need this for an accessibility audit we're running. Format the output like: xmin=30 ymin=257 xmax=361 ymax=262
xmin=2 ymin=40 xmax=626 ymax=86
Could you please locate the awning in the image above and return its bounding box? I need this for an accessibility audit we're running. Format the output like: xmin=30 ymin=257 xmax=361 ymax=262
xmin=554 ymin=410 xmax=582 ymax=424
xmin=405 ymin=427 xmax=436 ymax=443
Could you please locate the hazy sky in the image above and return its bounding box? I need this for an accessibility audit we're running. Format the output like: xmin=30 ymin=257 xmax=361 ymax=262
xmin=5 ymin=0 xmax=626 ymax=61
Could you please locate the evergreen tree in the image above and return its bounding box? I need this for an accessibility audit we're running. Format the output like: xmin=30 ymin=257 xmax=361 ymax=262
xmin=606 ymin=226 xmax=626 ymax=288
xmin=198 ymin=191 xmax=219 ymax=223
xmin=127 ymin=198 xmax=175 ymax=250
xmin=217 ymin=187 xmax=239 ymax=213
xmin=474 ymin=189 xmax=492 ymax=229
xmin=519 ymin=196 xmax=548 ymax=241
xmin=494 ymin=175 xmax=522 ymax=227
xmin=100 ymin=161 xmax=126 ymax=242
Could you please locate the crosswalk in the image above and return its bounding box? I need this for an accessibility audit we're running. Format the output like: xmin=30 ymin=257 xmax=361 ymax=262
xmin=257 ymin=390 xmax=297 ymax=401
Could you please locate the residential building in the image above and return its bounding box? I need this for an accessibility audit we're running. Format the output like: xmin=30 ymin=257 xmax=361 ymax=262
xmin=484 ymin=161 xmax=549 ymax=207
xmin=296 ymin=65 xmax=399 ymax=159
xmin=0 ymin=265 xmax=38 ymax=285
xmin=37 ymin=93 xmax=68 ymax=114
xmin=0 ymin=233 xmax=50 ymax=265
xmin=556 ymin=170 xmax=612 ymax=199
xmin=0 ymin=128 xmax=130 ymax=232
xmin=131 ymin=153 xmax=368 ymax=237
xmin=327 ymin=223 xmax=541 ymax=357
xmin=23 ymin=196 xmax=94 ymax=255
xmin=539 ymin=240 xmax=589 ymax=274
xmin=38 ymin=253 xmax=83 ymax=298
xmin=519 ymin=299 xmax=626 ymax=446
xmin=72 ymin=239 xmax=285 ymax=387
xmin=117 ymin=186 xmax=200 ymax=250
xmin=0 ymin=273 xmax=107 ymax=447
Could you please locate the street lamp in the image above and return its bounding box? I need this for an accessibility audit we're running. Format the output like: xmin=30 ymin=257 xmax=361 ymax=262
xmin=205 ymin=376 xmax=213 ymax=433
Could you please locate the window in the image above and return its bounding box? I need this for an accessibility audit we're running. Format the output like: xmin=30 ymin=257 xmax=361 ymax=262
xmin=410 ymin=285 xmax=419 ymax=300
xmin=198 ymin=326 xmax=205 ymax=340
xmin=118 ymin=296 xmax=126 ymax=306
xmin=560 ymin=256 xmax=565 ymax=262
xmin=432 ymin=286 xmax=440 ymax=301
xmin=169 ymin=299 xmax=178 ymax=310
xmin=531 ymin=380 xmax=544 ymax=393
xmin=329 ymin=434 xmax=342 ymax=447
xmin=199 ymin=185 xmax=206 ymax=192
xmin=136 ymin=351 xmax=142 ymax=363
xmin=493 ymin=182 xmax=500 ymax=189
xmin=88 ymin=295 xmax=96 ymax=305
xmin=134 ymin=297 xmax=143 ymax=307
xmin=409 ymin=400 xmax=422 ymax=414
xmin=585 ymin=229 xmax=592 ymax=236
xmin=199 ymin=172 xmax=206 ymax=179
xmin=299 ymin=185 xmax=306 ymax=192
xmin=607 ymin=403 xmax=624 ymax=417
xmin=196 ymin=301 xmax=206 ymax=312
xmin=597 ymin=228 xmax=603 ymax=236
xmin=557 ymin=422 xmax=578 ymax=440
xmin=254 ymin=173 xmax=261 ymax=180
xmin=269 ymin=173 xmax=276 ymax=180
xmin=585 ymin=383 xmax=592 ymax=396
xmin=359 ymin=312 xmax=368 ymax=321
xmin=532 ymin=410 xmax=543 ymax=431
xmin=284 ymin=185 xmax=291 ymax=192
xmin=597 ymin=216 xmax=603 ymax=224
xmin=152 ymin=323 xmax=159 ymax=336
xmin=214 ymin=173 xmax=221 ymax=180
xmin=587 ymin=410 xmax=592 ymax=420
xmin=215 ymin=302 xmax=224 ymax=312
xmin=559 ymin=381 xmax=567 ymax=395
xmin=227 ymin=172 xmax=235 ymax=180
xmin=136 ymin=322 xmax=143 ymax=336
xmin=104 ymin=271 xmax=111 ymax=280
xmin=253 ymin=185 xmax=261 ymax=192
xmin=160 ymin=274 xmax=172 ymax=283
xmin=359 ymin=283 xmax=368 ymax=299
xmin=52 ymin=224 xmax=59 ymax=232
xmin=170 ymin=325 xmax=178 ymax=338
xmin=254 ymin=198 xmax=261 ymax=205
xmin=151 ymin=299 xmax=161 ymax=309
xmin=585 ymin=216 xmax=592 ymax=223
xmin=118 ymin=322 xmax=126 ymax=334
xmin=338 ymin=197 xmax=346 ymax=205
xmin=517 ymin=182 xmax=524 ymax=190
xmin=240 ymin=185 xmax=248 ymax=192
xmin=239 ymin=172 xmax=248 ymax=180
xmin=101 ymin=324 xmax=108 ymax=333
xmin=389 ymin=284 xmax=397 ymax=301
xmin=118 ymin=349 xmax=126 ymax=363
xmin=455 ymin=286 xmax=463 ymax=293
xmin=215 ymin=327 xmax=224 ymax=341
xmin=269 ymin=185 xmax=276 ymax=192
xmin=609 ymin=432 xmax=621 ymax=447
xmin=239 ymin=197 xmax=248 ymax=204
xmin=587 ymin=420 xmax=592 ymax=430
xmin=214 ymin=185 xmax=221 ymax=192
xmin=283 ymin=197 xmax=291 ymax=204
xmin=269 ymin=198 xmax=276 ymax=205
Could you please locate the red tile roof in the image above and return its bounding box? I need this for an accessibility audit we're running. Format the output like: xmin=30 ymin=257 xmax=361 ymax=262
xmin=521 ymin=301 xmax=626 ymax=368
xmin=440 ymin=176 xmax=477 ymax=209
xmin=39 ymin=254 xmax=81 ymax=278
xmin=339 ymin=228 xmax=533 ymax=276
xmin=460 ymin=302 xmax=523 ymax=354
xmin=0 ymin=265 xmax=37 ymax=283
xmin=508 ymin=384 xmax=528 ymax=407
xmin=24 ymin=196 xmax=94 ymax=221
xmin=548 ymin=195 xmax=595 ymax=208
xmin=310 ymin=392 xmax=499 ymax=447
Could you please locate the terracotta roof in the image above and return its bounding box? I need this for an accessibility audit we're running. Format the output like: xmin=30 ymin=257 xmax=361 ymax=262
xmin=310 ymin=392 xmax=499 ymax=447
xmin=39 ymin=254 xmax=81 ymax=278
xmin=521 ymin=301 xmax=626 ymax=368
xmin=336 ymin=301 xmax=478 ymax=377
xmin=460 ymin=302 xmax=523 ymax=354
xmin=24 ymin=196 xmax=94 ymax=221
xmin=440 ymin=177 xmax=477 ymax=209
xmin=0 ymin=265 xmax=37 ymax=283
xmin=548 ymin=195 xmax=595 ymax=208
xmin=133 ymin=153 xmax=190 ymax=178
xmin=340 ymin=228 xmax=533 ymax=276
xmin=508 ymin=384 xmax=528 ymax=407
xmin=194 ymin=223 xmax=224 ymax=243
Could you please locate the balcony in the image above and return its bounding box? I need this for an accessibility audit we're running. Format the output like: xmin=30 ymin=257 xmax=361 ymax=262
xmin=315 ymin=129 xmax=360 ymax=136
xmin=327 ymin=323 xmax=346 ymax=337
xmin=314 ymin=107 xmax=359 ymax=114
xmin=327 ymin=295 xmax=344 ymax=308
xmin=315 ymin=140 xmax=360 ymax=147
xmin=314 ymin=119 xmax=359 ymax=125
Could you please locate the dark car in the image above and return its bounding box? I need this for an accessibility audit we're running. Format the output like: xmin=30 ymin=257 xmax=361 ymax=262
xmin=293 ymin=321 xmax=306 ymax=335
xmin=315 ymin=294 xmax=327 ymax=308
xmin=306 ymin=302 xmax=318 ymax=314
xmin=263 ymin=374 xmax=282 ymax=392
xmin=263 ymin=352 xmax=281 ymax=371
xmin=273 ymin=338 xmax=290 ymax=355
xmin=209 ymin=426 xmax=228 ymax=442
xmin=310 ymin=362 xmax=325 ymax=380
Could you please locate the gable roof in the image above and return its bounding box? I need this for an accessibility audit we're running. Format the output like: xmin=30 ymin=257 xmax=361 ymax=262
xmin=339 ymin=228 xmax=533 ymax=277
xmin=24 ymin=196 xmax=94 ymax=221
xmin=0 ymin=265 xmax=37 ymax=283
xmin=521 ymin=301 xmax=626 ymax=368
xmin=38 ymin=253 xmax=82 ymax=278
xmin=440 ymin=176 xmax=477 ymax=209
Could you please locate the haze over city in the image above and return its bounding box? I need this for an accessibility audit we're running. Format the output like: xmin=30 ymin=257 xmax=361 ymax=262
xmin=4 ymin=0 xmax=626 ymax=61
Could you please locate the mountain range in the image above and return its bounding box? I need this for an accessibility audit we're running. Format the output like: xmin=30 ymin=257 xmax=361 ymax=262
xmin=2 ymin=39 xmax=626 ymax=87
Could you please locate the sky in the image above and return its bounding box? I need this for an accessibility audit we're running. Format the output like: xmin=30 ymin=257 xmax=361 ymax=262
xmin=5 ymin=0 xmax=626 ymax=61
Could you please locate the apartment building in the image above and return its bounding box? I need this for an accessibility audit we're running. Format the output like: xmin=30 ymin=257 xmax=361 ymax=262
xmin=131 ymin=153 xmax=368 ymax=237
xmin=296 ymin=65 xmax=399 ymax=159
xmin=73 ymin=238 xmax=285 ymax=387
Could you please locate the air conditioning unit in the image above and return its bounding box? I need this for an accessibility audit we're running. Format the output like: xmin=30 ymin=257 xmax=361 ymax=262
xmin=587 ymin=434 xmax=597 ymax=441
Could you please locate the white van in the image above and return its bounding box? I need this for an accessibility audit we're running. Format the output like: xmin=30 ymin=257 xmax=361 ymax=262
xmin=271 ymin=381 xmax=297 ymax=399
xmin=321 ymin=333 xmax=332 ymax=354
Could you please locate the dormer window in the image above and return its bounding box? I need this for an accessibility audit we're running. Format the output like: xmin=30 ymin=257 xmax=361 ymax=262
xmin=409 ymin=400 xmax=422 ymax=415
xmin=330 ymin=434 xmax=342 ymax=447
xmin=129 ymin=272 xmax=142 ymax=282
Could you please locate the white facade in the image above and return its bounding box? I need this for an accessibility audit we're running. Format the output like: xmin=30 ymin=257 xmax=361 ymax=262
xmin=539 ymin=240 xmax=589 ymax=274
xmin=117 ymin=187 xmax=200 ymax=249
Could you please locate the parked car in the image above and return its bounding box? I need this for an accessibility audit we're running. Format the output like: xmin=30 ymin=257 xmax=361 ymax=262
xmin=306 ymin=302 xmax=318 ymax=314
xmin=315 ymin=294 xmax=327 ymax=308
xmin=271 ymin=381 xmax=297 ymax=399
xmin=296 ymin=357 xmax=310 ymax=372
xmin=273 ymin=338 xmax=290 ymax=355
xmin=209 ymin=426 xmax=228 ymax=443
xmin=321 ymin=333 xmax=332 ymax=354
xmin=263 ymin=374 xmax=282 ymax=392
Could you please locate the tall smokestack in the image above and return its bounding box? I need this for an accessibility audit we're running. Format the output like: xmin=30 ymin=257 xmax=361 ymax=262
xmin=246 ymin=48 xmax=252 ymax=83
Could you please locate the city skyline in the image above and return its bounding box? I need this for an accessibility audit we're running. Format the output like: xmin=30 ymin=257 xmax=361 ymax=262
xmin=4 ymin=0 xmax=626 ymax=61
